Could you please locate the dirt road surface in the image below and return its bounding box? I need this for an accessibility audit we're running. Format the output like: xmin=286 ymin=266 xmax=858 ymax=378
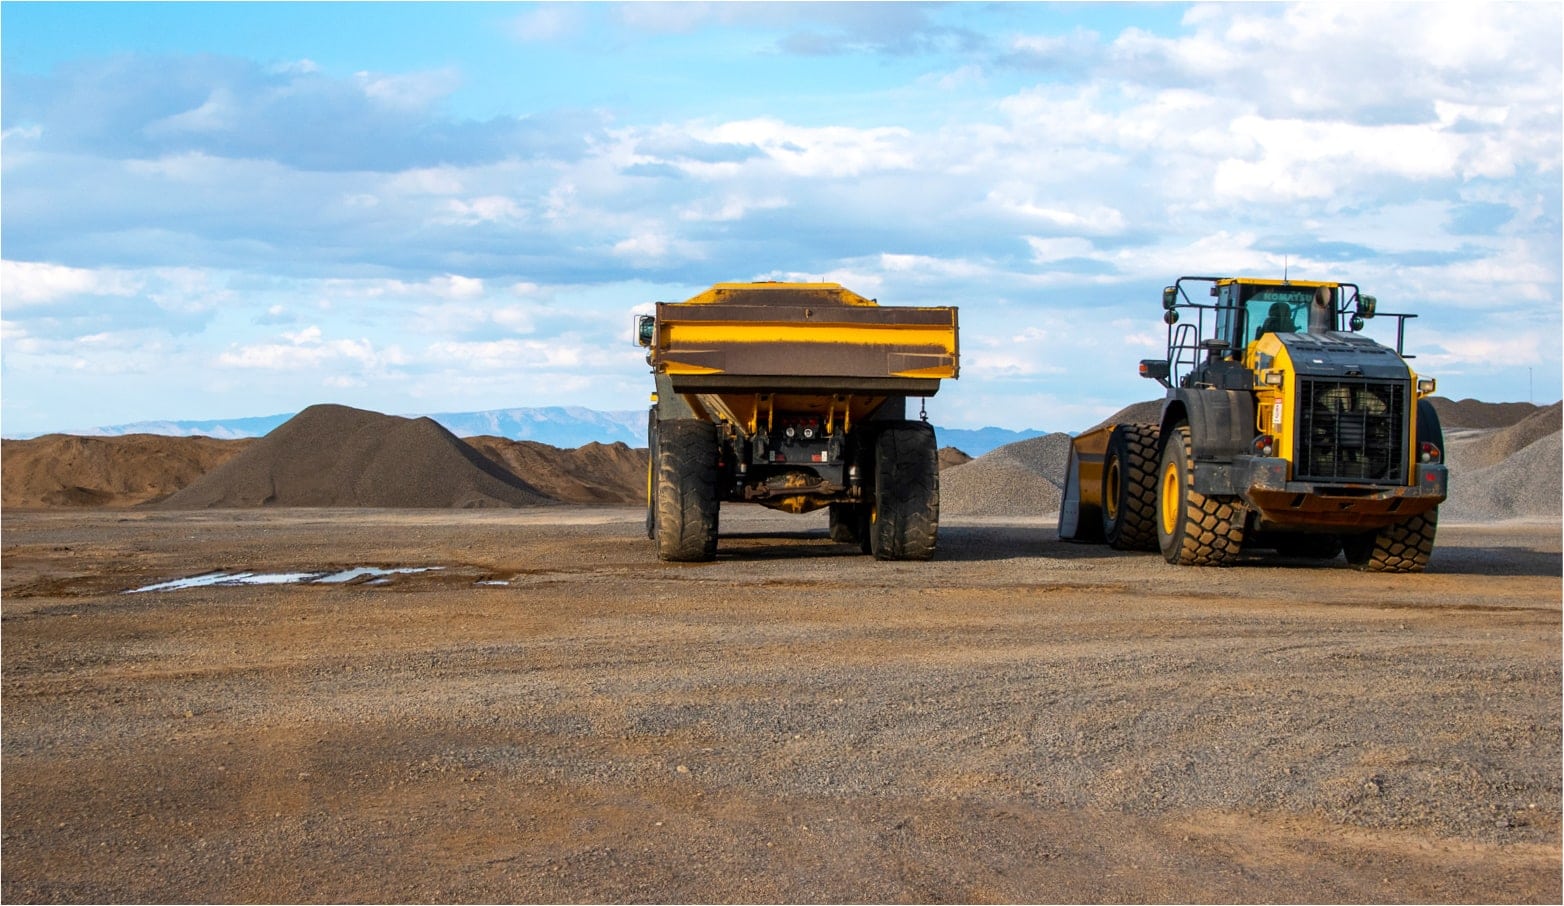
xmin=3 ymin=509 xmax=1560 ymax=902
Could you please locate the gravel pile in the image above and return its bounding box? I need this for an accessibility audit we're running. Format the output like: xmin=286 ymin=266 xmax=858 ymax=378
xmin=940 ymin=433 xmax=1073 ymax=516
xmin=1443 ymin=428 xmax=1562 ymax=522
xmin=1445 ymin=402 xmax=1561 ymax=472
xmin=1083 ymin=398 xmax=1163 ymax=434
xmin=159 ymin=404 xmax=552 ymax=508
xmin=937 ymin=446 xmax=973 ymax=471
xmin=1430 ymin=397 xmax=1544 ymax=429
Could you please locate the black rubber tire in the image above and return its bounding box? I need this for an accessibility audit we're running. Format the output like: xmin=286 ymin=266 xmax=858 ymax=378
xmin=654 ymin=419 xmax=719 ymax=562
xmin=645 ymin=410 xmax=658 ymax=541
xmin=1343 ymin=509 xmax=1438 ymax=572
xmin=1156 ymin=423 xmax=1245 ymax=566
xmin=868 ymin=422 xmax=939 ymax=561
xmin=828 ymin=503 xmax=864 ymax=544
xmin=1102 ymin=424 xmax=1160 ymax=551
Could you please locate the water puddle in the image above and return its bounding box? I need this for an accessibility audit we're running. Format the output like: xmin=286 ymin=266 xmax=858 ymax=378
xmin=127 ymin=567 xmax=441 ymax=594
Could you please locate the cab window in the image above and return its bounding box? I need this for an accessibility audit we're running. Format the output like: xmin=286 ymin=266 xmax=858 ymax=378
xmin=1239 ymin=286 xmax=1317 ymax=347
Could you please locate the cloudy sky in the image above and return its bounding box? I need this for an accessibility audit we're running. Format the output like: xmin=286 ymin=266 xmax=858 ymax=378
xmin=3 ymin=1 xmax=1560 ymax=437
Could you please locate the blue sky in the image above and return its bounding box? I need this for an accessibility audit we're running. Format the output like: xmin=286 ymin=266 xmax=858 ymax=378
xmin=3 ymin=1 xmax=1560 ymax=437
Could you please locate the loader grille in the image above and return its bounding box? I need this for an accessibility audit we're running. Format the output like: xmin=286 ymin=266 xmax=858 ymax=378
xmin=1295 ymin=378 xmax=1407 ymax=484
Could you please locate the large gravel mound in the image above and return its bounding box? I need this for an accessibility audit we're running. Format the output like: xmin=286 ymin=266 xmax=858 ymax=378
xmin=464 ymin=437 xmax=645 ymax=505
xmin=941 ymin=433 xmax=1073 ymax=516
xmin=1443 ymin=429 xmax=1562 ymax=522
xmin=1430 ymin=397 xmax=1545 ymax=429
xmin=1083 ymin=399 xmax=1163 ymax=434
xmin=1445 ymin=402 xmax=1562 ymax=472
xmin=2 ymin=434 xmax=251 ymax=508
xmin=158 ymin=404 xmax=551 ymax=509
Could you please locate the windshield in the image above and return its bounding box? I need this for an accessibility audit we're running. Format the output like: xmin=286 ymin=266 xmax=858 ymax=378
xmin=1239 ymin=285 xmax=1329 ymax=347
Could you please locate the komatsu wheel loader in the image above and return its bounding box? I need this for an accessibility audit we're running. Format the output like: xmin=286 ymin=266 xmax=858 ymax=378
xmin=635 ymin=282 xmax=959 ymax=562
xmin=1060 ymin=276 xmax=1447 ymax=571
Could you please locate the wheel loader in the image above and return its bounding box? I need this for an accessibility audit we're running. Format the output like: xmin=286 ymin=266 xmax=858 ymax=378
xmin=635 ymin=282 xmax=959 ymax=562
xmin=1059 ymin=276 xmax=1447 ymax=571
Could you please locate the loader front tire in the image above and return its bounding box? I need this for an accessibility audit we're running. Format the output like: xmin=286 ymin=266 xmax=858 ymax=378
xmin=1156 ymin=423 xmax=1244 ymax=566
xmin=1102 ymin=424 xmax=1160 ymax=551
xmin=654 ymin=419 xmax=719 ymax=562
xmin=869 ymin=422 xmax=939 ymax=561
xmin=1343 ymin=509 xmax=1437 ymax=573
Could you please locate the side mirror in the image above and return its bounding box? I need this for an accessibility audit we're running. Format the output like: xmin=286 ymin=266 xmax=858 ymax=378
xmin=1162 ymin=286 xmax=1178 ymax=310
xmin=634 ymin=314 xmax=656 ymax=347
xmin=1349 ymin=314 xmax=1366 ymax=332
xmin=1163 ymin=309 xmax=1179 ymax=325
xmin=1356 ymin=295 xmax=1377 ymax=319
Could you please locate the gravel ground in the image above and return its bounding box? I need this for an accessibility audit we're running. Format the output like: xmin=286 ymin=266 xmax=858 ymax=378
xmin=2 ymin=508 xmax=1559 ymax=903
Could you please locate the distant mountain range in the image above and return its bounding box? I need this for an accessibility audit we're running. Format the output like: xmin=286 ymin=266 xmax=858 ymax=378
xmin=20 ymin=407 xmax=1045 ymax=457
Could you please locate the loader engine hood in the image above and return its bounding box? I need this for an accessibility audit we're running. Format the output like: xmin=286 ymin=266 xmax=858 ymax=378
xmin=1272 ymin=331 xmax=1410 ymax=381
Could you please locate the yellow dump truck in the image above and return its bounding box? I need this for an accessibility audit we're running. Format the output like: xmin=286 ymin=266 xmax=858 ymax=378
xmin=1060 ymin=276 xmax=1447 ymax=571
xmin=635 ymin=282 xmax=959 ymax=561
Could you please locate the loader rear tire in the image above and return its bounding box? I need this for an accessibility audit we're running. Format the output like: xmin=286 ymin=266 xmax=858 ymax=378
xmin=655 ymin=419 xmax=719 ymax=562
xmin=829 ymin=503 xmax=864 ymax=545
xmin=1156 ymin=423 xmax=1245 ymax=566
xmin=869 ymin=422 xmax=939 ymax=561
xmin=1343 ymin=509 xmax=1438 ymax=573
xmin=1102 ymin=424 xmax=1160 ymax=551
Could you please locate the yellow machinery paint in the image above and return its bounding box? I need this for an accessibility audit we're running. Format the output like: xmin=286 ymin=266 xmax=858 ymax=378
xmin=637 ymin=282 xmax=960 ymax=561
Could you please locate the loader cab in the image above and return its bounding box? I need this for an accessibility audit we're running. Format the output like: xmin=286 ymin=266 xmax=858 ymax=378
xmin=1234 ymin=283 xmax=1322 ymax=347
xmin=1150 ymin=277 xmax=1369 ymax=389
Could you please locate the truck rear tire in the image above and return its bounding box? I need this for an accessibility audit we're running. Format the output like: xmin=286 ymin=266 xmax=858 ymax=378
xmin=1343 ymin=509 xmax=1437 ymax=572
xmin=655 ymin=419 xmax=719 ymax=562
xmin=1156 ymin=423 xmax=1245 ymax=566
xmin=829 ymin=503 xmax=864 ymax=545
xmin=1102 ymin=424 xmax=1160 ymax=551
xmin=869 ymin=422 xmax=939 ymax=561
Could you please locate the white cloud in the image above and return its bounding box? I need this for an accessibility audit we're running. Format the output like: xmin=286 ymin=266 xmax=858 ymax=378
xmin=1 ymin=260 xmax=141 ymax=306
xmin=217 ymin=327 xmax=406 ymax=371
xmin=698 ymin=118 xmax=916 ymax=177
xmin=354 ymin=68 xmax=461 ymax=111
xmin=1025 ymin=237 xmax=1099 ymax=264
xmin=678 ymin=194 xmax=789 ymax=223
xmin=511 ymin=4 xmax=583 ymax=41
xmin=443 ymin=195 xmax=525 ymax=224
xmin=145 ymin=87 xmax=237 ymax=135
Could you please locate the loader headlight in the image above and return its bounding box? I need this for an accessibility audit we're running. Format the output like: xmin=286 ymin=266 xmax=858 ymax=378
xmin=1416 ymin=377 xmax=1436 ymax=395
xmin=1261 ymin=370 xmax=1284 ymax=386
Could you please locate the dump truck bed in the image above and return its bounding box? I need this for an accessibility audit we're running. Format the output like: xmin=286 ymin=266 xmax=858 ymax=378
xmin=649 ymin=282 xmax=959 ymax=397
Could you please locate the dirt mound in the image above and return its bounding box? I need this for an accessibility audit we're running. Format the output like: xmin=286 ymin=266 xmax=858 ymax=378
xmin=2 ymin=434 xmax=252 ymax=508
xmin=1084 ymin=399 xmax=1163 ymax=434
xmin=937 ymin=447 xmax=973 ymax=471
xmin=940 ymin=433 xmax=1073 ymax=516
xmin=1443 ymin=429 xmax=1562 ymax=522
xmin=1429 ymin=397 xmax=1544 ymax=429
xmin=464 ymin=437 xmax=646 ymax=505
xmin=158 ymin=404 xmax=552 ymax=509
